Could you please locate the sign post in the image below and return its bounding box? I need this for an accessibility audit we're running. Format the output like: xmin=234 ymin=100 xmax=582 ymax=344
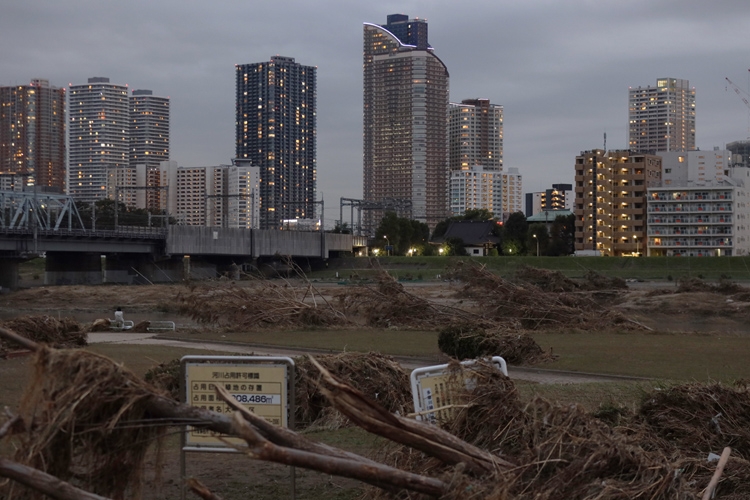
xmin=179 ymin=355 xmax=295 ymax=499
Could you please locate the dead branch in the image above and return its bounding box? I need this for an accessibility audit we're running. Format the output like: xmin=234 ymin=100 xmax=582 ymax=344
xmin=229 ymin=412 xmax=447 ymax=497
xmin=0 ymin=412 xmax=21 ymax=439
xmin=702 ymin=447 xmax=731 ymax=500
xmin=187 ymin=478 xmax=224 ymax=500
xmin=309 ymin=356 xmax=515 ymax=476
xmin=0 ymin=457 xmax=112 ymax=500
xmin=215 ymin=384 xmax=384 ymax=467
xmin=0 ymin=326 xmax=40 ymax=352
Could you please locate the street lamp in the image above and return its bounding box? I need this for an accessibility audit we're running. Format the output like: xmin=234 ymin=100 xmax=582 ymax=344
xmin=533 ymin=234 xmax=539 ymax=257
xmin=373 ymin=248 xmax=380 ymax=256
xmin=439 ymin=247 xmax=444 ymax=255
xmin=383 ymin=235 xmax=390 ymax=256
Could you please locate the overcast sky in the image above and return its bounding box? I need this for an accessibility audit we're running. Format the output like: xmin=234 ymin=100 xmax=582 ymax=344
xmin=3 ymin=0 xmax=750 ymax=223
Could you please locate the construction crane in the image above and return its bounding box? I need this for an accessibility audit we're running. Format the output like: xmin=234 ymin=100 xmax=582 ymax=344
xmin=726 ymin=76 xmax=750 ymax=110
xmin=726 ymin=75 xmax=750 ymax=139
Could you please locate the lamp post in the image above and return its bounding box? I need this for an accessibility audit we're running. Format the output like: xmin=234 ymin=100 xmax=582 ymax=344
xmin=533 ymin=234 xmax=539 ymax=257
xmin=634 ymin=235 xmax=639 ymax=257
xmin=383 ymin=235 xmax=390 ymax=256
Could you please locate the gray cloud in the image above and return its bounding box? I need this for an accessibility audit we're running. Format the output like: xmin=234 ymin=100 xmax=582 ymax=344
xmin=3 ymin=0 xmax=750 ymax=222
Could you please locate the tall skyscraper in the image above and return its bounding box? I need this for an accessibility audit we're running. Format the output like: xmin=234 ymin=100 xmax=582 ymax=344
xmin=68 ymin=77 xmax=129 ymax=202
xmin=235 ymin=56 xmax=316 ymax=230
xmin=628 ymin=78 xmax=695 ymax=153
xmin=0 ymin=79 xmax=66 ymax=192
xmin=449 ymin=98 xmax=503 ymax=172
xmin=130 ymin=89 xmax=169 ymax=169
xmin=363 ymin=14 xmax=450 ymax=232
xmin=130 ymin=89 xmax=169 ymax=209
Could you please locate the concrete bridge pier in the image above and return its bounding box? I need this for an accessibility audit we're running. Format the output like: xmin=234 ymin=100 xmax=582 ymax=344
xmin=0 ymin=259 xmax=20 ymax=291
xmin=104 ymin=255 xmax=184 ymax=284
xmin=46 ymin=252 xmax=102 ymax=285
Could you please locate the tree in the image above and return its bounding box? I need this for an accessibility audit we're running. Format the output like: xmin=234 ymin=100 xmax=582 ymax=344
xmin=547 ymin=214 xmax=576 ymax=256
xmin=331 ymin=221 xmax=351 ymax=234
xmin=527 ymin=223 xmax=549 ymax=256
xmin=502 ymin=212 xmax=528 ymax=255
xmin=375 ymin=212 xmax=429 ymax=256
xmin=445 ymin=237 xmax=467 ymax=256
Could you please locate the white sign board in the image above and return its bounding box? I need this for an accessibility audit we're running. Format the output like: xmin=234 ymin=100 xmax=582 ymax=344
xmin=410 ymin=356 xmax=507 ymax=424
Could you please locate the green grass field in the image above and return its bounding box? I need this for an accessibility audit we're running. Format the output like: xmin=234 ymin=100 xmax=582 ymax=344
xmin=315 ymin=255 xmax=750 ymax=282
xmin=161 ymin=327 xmax=750 ymax=383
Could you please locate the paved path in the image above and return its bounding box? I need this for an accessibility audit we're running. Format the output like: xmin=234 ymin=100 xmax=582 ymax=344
xmin=87 ymin=332 xmax=646 ymax=385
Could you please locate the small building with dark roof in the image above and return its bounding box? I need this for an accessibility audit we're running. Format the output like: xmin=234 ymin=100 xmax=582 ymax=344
xmin=433 ymin=220 xmax=500 ymax=256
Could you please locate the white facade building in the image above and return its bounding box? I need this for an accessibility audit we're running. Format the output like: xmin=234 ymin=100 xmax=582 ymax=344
xmin=227 ymin=162 xmax=260 ymax=230
xmin=449 ymin=165 xmax=503 ymax=217
xmin=158 ymin=160 xmax=260 ymax=228
xmin=501 ymin=167 xmax=523 ymax=215
xmin=647 ymin=150 xmax=750 ymax=256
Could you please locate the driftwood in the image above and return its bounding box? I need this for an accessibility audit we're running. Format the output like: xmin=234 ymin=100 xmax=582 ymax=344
xmin=187 ymin=478 xmax=224 ymax=500
xmin=0 ymin=326 xmax=450 ymax=498
xmin=0 ymin=458 xmax=112 ymax=500
xmin=309 ymin=356 xmax=515 ymax=475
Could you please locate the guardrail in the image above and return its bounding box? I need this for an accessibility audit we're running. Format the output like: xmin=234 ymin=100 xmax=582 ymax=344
xmin=0 ymin=226 xmax=168 ymax=239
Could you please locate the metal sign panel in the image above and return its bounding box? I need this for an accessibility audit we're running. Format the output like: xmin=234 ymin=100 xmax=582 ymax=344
xmin=181 ymin=356 xmax=294 ymax=449
xmin=410 ymin=356 xmax=507 ymax=424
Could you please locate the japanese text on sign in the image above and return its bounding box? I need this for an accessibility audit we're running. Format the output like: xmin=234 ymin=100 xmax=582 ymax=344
xmin=184 ymin=363 xmax=288 ymax=447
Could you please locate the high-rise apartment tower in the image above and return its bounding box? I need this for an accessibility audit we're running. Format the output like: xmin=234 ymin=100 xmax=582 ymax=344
xmin=235 ymin=56 xmax=316 ymax=230
xmin=130 ymin=89 xmax=169 ymax=209
xmin=68 ymin=77 xmax=129 ymax=202
xmin=0 ymin=79 xmax=66 ymax=192
xmin=449 ymin=98 xmax=503 ymax=172
xmin=363 ymin=14 xmax=450 ymax=231
xmin=628 ymin=78 xmax=695 ymax=153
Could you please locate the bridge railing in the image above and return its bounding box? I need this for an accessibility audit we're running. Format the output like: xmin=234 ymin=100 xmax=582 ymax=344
xmin=0 ymin=226 xmax=168 ymax=239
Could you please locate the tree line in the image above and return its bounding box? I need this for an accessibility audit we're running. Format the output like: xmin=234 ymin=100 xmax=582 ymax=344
xmin=365 ymin=209 xmax=575 ymax=256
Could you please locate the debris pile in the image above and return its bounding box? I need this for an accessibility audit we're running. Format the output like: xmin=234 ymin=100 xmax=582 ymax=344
xmin=144 ymin=358 xmax=181 ymax=400
xmin=637 ymin=381 xmax=750 ymax=458
xmin=297 ymin=352 xmax=412 ymax=430
xmin=514 ymin=266 xmax=580 ymax=292
xmin=2 ymin=338 xmax=749 ymax=499
xmin=437 ymin=323 xmax=549 ymax=365
xmin=453 ymin=264 xmax=638 ymax=330
xmin=0 ymin=315 xmax=86 ymax=355
xmin=367 ymin=362 xmax=750 ymax=499
xmin=678 ymin=277 xmax=746 ymax=295
xmin=141 ymin=352 xmax=414 ymax=431
xmin=336 ymin=271 xmax=477 ymax=329
xmin=580 ymin=270 xmax=628 ymax=290
xmin=177 ymin=281 xmax=349 ymax=330
xmin=6 ymin=347 xmax=166 ymax=498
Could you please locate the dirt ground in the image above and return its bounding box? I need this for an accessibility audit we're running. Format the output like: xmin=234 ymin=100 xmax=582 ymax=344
xmin=3 ymin=279 xmax=750 ymax=334
xmin=3 ymin=277 xmax=750 ymax=499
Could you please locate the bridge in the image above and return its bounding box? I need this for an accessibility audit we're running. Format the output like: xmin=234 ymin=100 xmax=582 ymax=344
xmin=0 ymin=191 xmax=367 ymax=289
xmin=0 ymin=225 xmax=367 ymax=289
